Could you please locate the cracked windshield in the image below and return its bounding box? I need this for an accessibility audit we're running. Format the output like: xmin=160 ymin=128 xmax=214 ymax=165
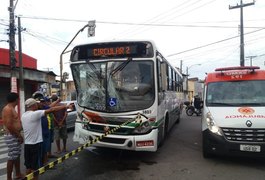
xmin=71 ymin=60 xmax=154 ymax=112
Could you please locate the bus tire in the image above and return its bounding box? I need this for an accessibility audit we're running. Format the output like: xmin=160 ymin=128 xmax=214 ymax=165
xmin=159 ymin=118 xmax=168 ymax=147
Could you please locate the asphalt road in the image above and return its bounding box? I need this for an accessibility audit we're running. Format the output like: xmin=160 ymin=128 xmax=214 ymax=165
xmin=41 ymin=113 xmax=265 ymax=180
xmin=1 ymin=113 xmax=265 ymax=180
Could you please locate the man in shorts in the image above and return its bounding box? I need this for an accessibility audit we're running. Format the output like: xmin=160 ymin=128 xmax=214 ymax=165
xmin=21 ymin=98 xmax=73 ymax=180
xmin=51 ymin=95 xmax=68 ymax=154
xmin=2 ymin=92 xmax=24 ymax=180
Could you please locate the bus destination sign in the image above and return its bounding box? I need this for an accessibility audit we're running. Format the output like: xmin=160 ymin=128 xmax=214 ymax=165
xmin=89 ymin=45 xmax=137 ymax=57
xmin=71 ymin=41 xmax=154 ymax=61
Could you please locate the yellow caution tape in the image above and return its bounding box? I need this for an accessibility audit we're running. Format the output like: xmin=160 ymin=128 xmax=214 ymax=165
xmin=22 ymin=120 xmax=131 ymax=180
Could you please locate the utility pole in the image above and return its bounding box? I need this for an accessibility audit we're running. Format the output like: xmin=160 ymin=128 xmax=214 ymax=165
xmin=9 ymin=0 xmax=17 ymax=92
xmin=18 ymin=16 xmax=25 ymax=116
xmin=229 ymin=0 xmax=255 ymax=67
xmin=246 ymin=55 xmax=257 ymax=66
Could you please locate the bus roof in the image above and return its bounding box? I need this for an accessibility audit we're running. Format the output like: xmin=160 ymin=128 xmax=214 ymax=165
xmin=74 ymin=39 xmax=156 ymax=47
xmin=205 ymin=66 xmax=265 ymax=84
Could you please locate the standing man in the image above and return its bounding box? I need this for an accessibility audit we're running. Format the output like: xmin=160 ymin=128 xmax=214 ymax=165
xmin=21 ymin=98 xmax=73 ymax=180
xmin=35 ymin=96 xmax=60 ymax=164
xmin=51 ymin=95 xmax=68 ymax=154
xmin=2 ymin=92 xmax=24 ymax=180
xmin=36 ymin=97 xmax=50 ymax=166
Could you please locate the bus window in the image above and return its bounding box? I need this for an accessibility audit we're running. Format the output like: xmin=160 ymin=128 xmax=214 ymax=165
xmin=157 ymin=57 xmax=163 ymax=92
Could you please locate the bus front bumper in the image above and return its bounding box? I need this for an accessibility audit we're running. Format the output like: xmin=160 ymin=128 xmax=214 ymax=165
xmin=73 ymin=122 xmax=158 ymax=152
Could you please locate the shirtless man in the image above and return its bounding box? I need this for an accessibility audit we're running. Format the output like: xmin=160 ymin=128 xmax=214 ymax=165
xmin=2 ymin=92 xmax=24 ymax=180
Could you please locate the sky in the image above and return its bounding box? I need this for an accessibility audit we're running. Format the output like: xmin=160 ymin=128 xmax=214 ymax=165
xmin=1 ymin=0 xmax=265 ymax=80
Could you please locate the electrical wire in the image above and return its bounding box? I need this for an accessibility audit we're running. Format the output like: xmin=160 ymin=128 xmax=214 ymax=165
xmin=116 ymin=0 xmax=217 ymax=38
xmin=18 ymin=16 xmax=265 ymax=29
xmin=24 ymin=28 xmax=69 ymax=45
xmin=117 ymin=1 xmax=199 ymax=38
xmin=2 ymin=1 xmax=265 ymax=73
xmin=167 ymin=27 xmax=265 ymax=57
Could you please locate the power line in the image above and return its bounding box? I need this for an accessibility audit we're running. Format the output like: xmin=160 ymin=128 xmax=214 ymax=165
xmin=20 ymin=16 xmax=88 ymax=22
xmin=23 ymin=28 xmax=69 ymax=45
xmin=116 ymin=0 xmax=207 ymax=38
xmin=23 ymin=30 xmax=67 ymax=51
xmin=112 ymin=1 xmax=200 ymax=38
xmin=114 ymin=0 xmax=223 ymax=38
xmin=165 ymin=0 xmax=217 ymax=22
xmin=17 ymin=16 xmax=265 ymax=29
xmin=0 ymin=22 xmax=9 ymax=27
xmin=167 ymin=27 xmax=265 ymax=57
xmin=15 ymin=15 xmax=265 ymax=64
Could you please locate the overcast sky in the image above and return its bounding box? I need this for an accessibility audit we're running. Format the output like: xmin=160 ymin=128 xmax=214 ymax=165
xmin=1 ymin=0 xmax=265 ymax=79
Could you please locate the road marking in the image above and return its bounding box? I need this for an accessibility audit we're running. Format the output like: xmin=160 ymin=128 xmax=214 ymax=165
xmin=0 ymin=161 xmax=6 ymax=170
xmin=0 ymin=174 xmax=7 ymax=180
xmin=0 ymin=144 xmax=6 ymax=148
xmin=0 ymin=147 xmax=8 ymax=153
xmin=0 ymin=153 xmax=8 ymax=159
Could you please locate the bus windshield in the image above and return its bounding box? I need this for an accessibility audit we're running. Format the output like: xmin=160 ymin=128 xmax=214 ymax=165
xmin=206 ymin=80 xmax=265 ymax=106
xmin=71 ymin=60 xmax=155 ymax=112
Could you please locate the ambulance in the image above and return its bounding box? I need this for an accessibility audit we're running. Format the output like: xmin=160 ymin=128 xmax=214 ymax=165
xmin=202 ymin=66 xmax=265 ymax=158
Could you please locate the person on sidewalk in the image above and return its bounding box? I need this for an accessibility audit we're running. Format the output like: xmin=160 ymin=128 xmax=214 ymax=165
xmin=51 ymin=95 xmax=68 ymax=154
xmin=45 ymin=98 xmax=57 ymax=159
xmin=2 ymin=92 xmax=25 ymax=180
xmin=35 ymin=96 xmax=60 ymax=164
xmin=21 ymin=98 xmax=73 ymax=180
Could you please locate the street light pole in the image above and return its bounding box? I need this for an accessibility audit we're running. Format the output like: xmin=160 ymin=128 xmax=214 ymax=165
xmin=186 ymin=64 xmax=201 ymax=102
xmin=59 ymin=21 xmax=96 ymax=99
xmin=246 ymin=55 xmax=257 ymax=66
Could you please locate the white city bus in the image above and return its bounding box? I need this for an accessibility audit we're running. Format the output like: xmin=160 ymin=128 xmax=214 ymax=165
xmin=71 ymin=40 xmax=184 ymax=152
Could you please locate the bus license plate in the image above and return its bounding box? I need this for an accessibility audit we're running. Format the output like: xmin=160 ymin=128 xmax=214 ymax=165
xmin=240 ymin=145 xmax=261 ymax=152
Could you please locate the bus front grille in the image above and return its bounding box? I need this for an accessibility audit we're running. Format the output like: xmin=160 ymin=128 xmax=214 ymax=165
xmin=96 ymin=136 xmax=126 ymax=144
xmin=86 ymin=124 xmax=133 ymax=135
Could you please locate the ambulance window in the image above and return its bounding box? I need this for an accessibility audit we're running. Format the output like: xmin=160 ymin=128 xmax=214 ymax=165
xmin=207 ymin=80 xmax=265 ymax=106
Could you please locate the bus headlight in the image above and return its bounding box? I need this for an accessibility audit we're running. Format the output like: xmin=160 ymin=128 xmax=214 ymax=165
xmin=206 ymin=112 xmax=222 ymax=136
xmin=82 ymin=117 xmax=91 ymax=129
xmin=133 ymin=121 xmax=151 ymax=134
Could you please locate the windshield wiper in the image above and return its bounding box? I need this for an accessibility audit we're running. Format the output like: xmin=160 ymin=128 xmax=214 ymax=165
xmin=86 ymin=60 xmax=102 ymax=80
xmin=109 ymin=57 xmax=133 ymax=76
xmin=105 ymin=58 xmax=133 ymax=112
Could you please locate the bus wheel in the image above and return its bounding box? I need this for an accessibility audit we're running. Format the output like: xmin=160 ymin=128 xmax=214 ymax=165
xmin=159 ymin=119 xmax=168 ymax=147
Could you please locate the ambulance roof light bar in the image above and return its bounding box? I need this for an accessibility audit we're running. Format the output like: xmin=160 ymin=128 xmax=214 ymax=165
xmin=215 ymin=66 xmax=260 ymax=72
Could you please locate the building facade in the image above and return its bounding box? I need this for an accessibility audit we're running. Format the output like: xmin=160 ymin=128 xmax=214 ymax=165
xmin=0 ymin=48 xmax=56 ymax=121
